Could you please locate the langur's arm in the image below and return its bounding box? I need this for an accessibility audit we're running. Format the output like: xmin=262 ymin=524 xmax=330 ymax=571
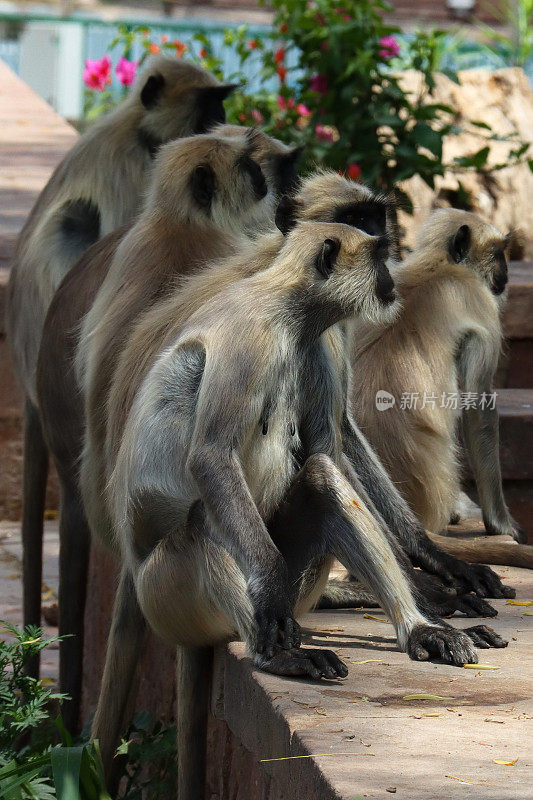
xmin=186 ymin=348 xmax=297 ymax=652
xmin=340 ymin=412 xmax=513 ymax=597
xmin=457 ymin=333 xmax=526 ymax=543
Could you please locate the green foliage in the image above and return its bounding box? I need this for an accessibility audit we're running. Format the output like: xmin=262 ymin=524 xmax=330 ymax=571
xmin=81 ymin=0 xmax=533 ymax=209
xmin=116 ymin=712 xmax=177 ymax=800
xmin=477 ymin=0 xmax=533 ymax=67
xmin=220 ymin=0 xmax=532 ymax=204
xmin=0 ymin=624 xmax=177 ymax=800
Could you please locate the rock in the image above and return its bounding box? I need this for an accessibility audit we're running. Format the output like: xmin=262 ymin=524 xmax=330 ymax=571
xmin=399 ymin=68 xmax=533 ymax=256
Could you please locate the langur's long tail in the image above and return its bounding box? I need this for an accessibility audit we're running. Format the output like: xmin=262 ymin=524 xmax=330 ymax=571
xmin=91 ymin=568 xmax=148 ymax=785
xmin=429 ymin=532 xmax=533 ymax=570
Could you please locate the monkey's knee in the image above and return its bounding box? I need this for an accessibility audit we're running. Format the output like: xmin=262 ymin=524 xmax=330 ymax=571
xmin=298 ymin=453 xmax=344 ymax=498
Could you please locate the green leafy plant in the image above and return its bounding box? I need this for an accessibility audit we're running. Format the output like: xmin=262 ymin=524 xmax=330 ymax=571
xmin=0 ymin=624 xmax=177 ymax=799
xmin=116 ymin=712 xmax=177 ymax=800
xmin=220 ymin=0 xmax=532 ymax=213
xmin=477 ymin=0 xmax=533 ymax=67
xmin=81 ymin=1 xmax=532 ymax=217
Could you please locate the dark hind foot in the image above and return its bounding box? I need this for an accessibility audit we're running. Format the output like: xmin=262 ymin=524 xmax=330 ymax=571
xmin=255 ymin=646 xmax=348 ymax=679
xmin=407 ymin=624 xmax=477 ymax=666
xmin=463 ymin=625 xmax=508 ymax=649
xmin=440 ymin=556 xmax=516 ymax=599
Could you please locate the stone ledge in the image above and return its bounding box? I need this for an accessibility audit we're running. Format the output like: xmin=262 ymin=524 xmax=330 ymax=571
xmin=209 ymin=568 xmax=533 ymax=800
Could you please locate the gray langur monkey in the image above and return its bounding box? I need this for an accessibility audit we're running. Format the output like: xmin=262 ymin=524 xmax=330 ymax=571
xmin=90 ymin=218 xmax=507 ymax=781
xmin=350 ymin=209 xmax=529 ymax=548
xmin=8 ymin=56 xmax=238 ymax=404
xmin=35 ymin=127 xmax=276 ymax=731
xmin=6 ymin=54 xmax=239 ymax=676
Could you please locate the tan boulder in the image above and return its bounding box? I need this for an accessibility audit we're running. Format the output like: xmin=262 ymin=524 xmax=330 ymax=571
xmin=399 ymin=68 xmax=533 ymax=256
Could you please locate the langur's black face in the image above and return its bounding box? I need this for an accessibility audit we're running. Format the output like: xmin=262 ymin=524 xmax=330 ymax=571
xmin=373 ymin=236 xmax=396 ymax=304
xmin=237 ymin=153 xmax=269 ymax=200
xmin=271 ymin=147 xmax=303 ymax=199
xmin=491 ymin=244 xmax=509 ymax=296
xmin=193 ymin=84 xmax=239 ymax=134
xmin=333 ymin=200 xmax=388 ymax=237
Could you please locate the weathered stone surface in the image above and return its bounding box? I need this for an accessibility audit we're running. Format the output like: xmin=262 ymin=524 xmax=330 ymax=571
xmin=399 ymin=68 xmax=533 ymax=258
xmin=209 ymin=567 xmax=533 ymax=800
xmin=4 ymin=519 xmax=530 ymax=800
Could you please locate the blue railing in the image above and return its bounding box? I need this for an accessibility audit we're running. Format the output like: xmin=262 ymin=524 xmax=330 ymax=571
xmin=0 ymin=10 xmax=532 ymax=105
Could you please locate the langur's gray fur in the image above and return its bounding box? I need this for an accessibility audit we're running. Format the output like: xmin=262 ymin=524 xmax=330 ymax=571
xmin=89 ymin=217 xmax=507 ymax=776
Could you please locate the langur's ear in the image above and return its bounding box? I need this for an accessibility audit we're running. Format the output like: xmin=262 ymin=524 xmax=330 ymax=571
xmin=316 ymin=237 xmax=341 ymax=278
xmin=141 ymin=73 xmax=165 ymax=109
xmin=275 ymin=195 xmax=302 ymax=235
xmin=190 ymin=164 xmax=216 ymax=209
xmin=200 ymin=84 xmax=239 ymax=103
xmin=448 ymin=224 xmax=471 ymax=263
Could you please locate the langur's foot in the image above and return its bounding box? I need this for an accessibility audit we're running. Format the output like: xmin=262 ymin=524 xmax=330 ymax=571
xmin=484 ymin=516 xmax=528 ymax=545
xmin=255 ymin=646 xmax=348 ymax=680
xmin=407 ymin=624 xmax=477 ymax=666
xmin=413 ymin=570 xmax=497 ymax=619
xmin=441 ymin=557 xmax=516 ymax=599
xmin=462 ymin=625 xmax=508 ymax=649
xmin=420 ymin=590 xmax=498 ymax=620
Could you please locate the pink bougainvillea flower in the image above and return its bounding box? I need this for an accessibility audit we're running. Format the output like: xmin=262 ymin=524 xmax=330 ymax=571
xmin=277 ymin=94 xmax=287 ymax=110
xmin=378 ymin=35 xmax=401 ymax=60
xmin=309 ymin=73 xmax=328 ymax=94
xmin=277 ymin=64 xmax=287 ymax=83
xmin=174 ymin=40 xmax=188 ymax=58
xmin=347 ymin=162 xmax=362 ymax=180
xmin=274 ymin=47 xmax=285 ymax=63
xmin=315 ymin=124 xmax=337 ymax=143
xmin=251 ymin=109 xmax=264 ymax=123
xmin=83 ymin=55 xmax=112 ymax=91
xmin=115 ymin=57 xmax=138 ymax=87
xmin=296 ymin=103 xmax=311 ymax=117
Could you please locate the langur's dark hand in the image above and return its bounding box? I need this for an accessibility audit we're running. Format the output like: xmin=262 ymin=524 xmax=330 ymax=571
xmin=248 ymin=562 xmax=300 ymax=659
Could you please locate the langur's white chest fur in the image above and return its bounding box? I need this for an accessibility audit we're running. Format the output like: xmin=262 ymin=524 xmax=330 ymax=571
xmin=240 ymin=347 xmax=303 ymax=519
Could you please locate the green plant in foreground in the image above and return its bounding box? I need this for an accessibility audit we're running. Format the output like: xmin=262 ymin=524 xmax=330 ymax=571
xmin=0 ymin=623 xmax=178 ymax=799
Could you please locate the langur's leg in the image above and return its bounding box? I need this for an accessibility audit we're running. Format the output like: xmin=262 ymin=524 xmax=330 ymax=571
xmin=458 ymin=335 xmax=526 ymax=545
xmin=317 ymin=578 xmax=379 ymax=609
xmin=177 ymin=646 xmax=213 ymax=800
xmin=318 ymin=569 xmax=497 ymax=619
xmin=21 ymin=399 xmax=48 ymax=679
xmin=269 ymin=454 xmax=505 ymax=668
xmin=462 ymin=403 xmax=526 ymax=544
xmin=341 ymin=415 xmax=514 ymax=599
